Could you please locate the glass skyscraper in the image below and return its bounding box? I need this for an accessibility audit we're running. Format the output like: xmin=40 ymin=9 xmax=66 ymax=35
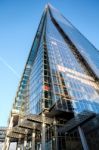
xmin=3 ymin=4 xmax=99 ymax=150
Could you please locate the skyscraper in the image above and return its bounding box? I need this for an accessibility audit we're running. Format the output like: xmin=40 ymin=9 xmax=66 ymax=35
xmin=3 ymin=4 xmax=99 ymax=150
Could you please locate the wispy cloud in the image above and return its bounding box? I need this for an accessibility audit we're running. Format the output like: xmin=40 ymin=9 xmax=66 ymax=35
xmin=0 ymin=56 xmax=20 ymax=79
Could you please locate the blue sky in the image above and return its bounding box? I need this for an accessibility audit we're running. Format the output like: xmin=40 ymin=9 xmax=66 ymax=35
xmin=0 ymin=0 xmax=99 ymax=126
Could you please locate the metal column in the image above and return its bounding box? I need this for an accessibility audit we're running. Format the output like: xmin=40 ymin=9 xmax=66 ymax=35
xmin=17 ymin=139 xmax=21 ymax=150
xmin=32 ymin=130 xmax=35 ymax=150
xmin=3 ymin=116 xmax=14 ymax=150
xmin=24 ymin=136 xmax=27 ymax=150
xmin=41 ymin=113 xmax=46 ymax=150
xmin=53 ymin=119 xmax=58 ymax=150
xmin=24 ymin=129 xmax=28 ymax=150
xmin=78 ymin=126 xmax=89 ymax=150
xmin=3 ymin=138 xmax=10 ymax=150
xmin=17 ymin=134 xmax=22 ymax=150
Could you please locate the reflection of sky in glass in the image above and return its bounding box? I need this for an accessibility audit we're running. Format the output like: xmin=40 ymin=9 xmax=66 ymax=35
xmin=45 ymin=8 xmax=99 ymax=114
xmin=50 ymin=5 xmax=99 ymax=78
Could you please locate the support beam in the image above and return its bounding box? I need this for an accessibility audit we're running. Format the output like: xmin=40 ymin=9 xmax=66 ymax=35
xmin=53 ymin=119 xmax=58 ymax=150
xmin=23 ymin=129 xmax=28 ymax=149
xmin=27 ymin=114 xmax=53 ymax=124
xmin=4 ymin=138 xmax=10 ymax=150
xmin=24 ymin=136 xmax=27 ymax=149
xmin=17 ymin=138 xmax=21 ymax=150
xmin=41 ymin=113 xmax=46 ymax=150
xmin=78 ymin=126 xmax=89 ymax=150
xmin=32 ymin=130 xmax=35 ymax=150
xmin=3 ymin=116 xmax=14 ymax=150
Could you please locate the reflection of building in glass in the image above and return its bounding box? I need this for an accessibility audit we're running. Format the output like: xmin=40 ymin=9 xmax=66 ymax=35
xmin=2 ymin=4 xmax=99 ymax=150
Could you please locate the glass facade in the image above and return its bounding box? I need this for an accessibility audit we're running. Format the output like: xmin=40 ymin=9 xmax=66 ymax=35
xmin=49 ymin=4 xmax=99 ymax=78
xmin=28 ymin=5 xmax=99 ymax=116
xmin=4 ymin=4 xmax=99 ymax=150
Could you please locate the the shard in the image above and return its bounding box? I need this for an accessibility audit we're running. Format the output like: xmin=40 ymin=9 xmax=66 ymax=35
xmin=2 ymin=4 xmax=99 ymax=150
